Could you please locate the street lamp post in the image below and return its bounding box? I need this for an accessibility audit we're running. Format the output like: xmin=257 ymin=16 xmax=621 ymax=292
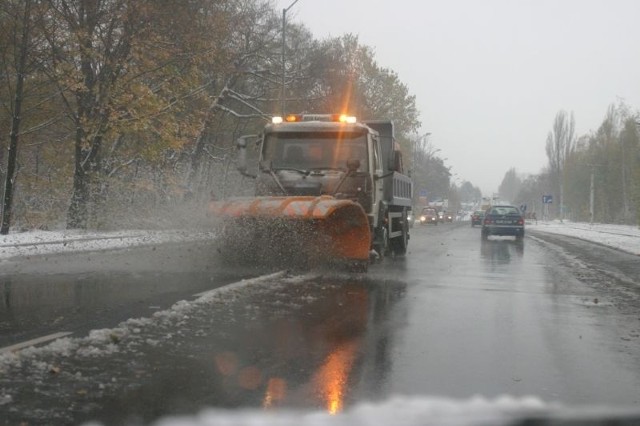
xmin=282 ymin=0 xmax=301 ymax=115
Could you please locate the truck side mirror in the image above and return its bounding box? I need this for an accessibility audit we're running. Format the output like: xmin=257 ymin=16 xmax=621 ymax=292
xmin=236 ymin=135 xmax=259 ymax=178
xmin=236 ymin=137 xmax=248 ymax=173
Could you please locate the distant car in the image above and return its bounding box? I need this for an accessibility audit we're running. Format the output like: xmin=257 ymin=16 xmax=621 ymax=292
xmin=481 ymin=205 xmax=525 ymax=240
xmin=471 ymin=210 xmax=485 ymax=227
xmin=441 ymin=211 xmax=453 ymax=222
xmin=419 ymin=208 xmax=439 ymax=225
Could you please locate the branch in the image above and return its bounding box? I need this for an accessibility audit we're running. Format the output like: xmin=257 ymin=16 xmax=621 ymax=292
xmin=202 ymin=147 xmax=226 ymax=162
xmin=107 ymin=158 xmax=139 ymax=178
xmin=19 ymin=115 xmax=65 ymax=136
xmin=117 ymin=79 xmax=215 ymax=124
xmin=225 ymin=89 xmax=271 ymax=117
xmin=215 ymin=104 xmax=270 ymax=120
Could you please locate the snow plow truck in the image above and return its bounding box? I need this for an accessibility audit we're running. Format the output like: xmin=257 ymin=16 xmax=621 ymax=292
xmin=208 ymin=114 xmax=413 ymax=271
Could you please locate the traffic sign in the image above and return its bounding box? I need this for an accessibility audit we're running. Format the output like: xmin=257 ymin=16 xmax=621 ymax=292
xmin=542 ymin=195 xmax=553 ymax=204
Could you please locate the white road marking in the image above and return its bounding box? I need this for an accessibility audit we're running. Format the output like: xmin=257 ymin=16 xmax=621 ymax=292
xmin=0 ymin=331 xmax=72 ymax=354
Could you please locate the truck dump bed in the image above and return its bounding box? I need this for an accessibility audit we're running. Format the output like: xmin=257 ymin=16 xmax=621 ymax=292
xmin=364 ymin=120 xmax=413 ymax=207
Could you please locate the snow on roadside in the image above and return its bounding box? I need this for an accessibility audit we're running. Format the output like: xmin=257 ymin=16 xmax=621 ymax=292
xmin=528 ymin=220 xmax=640 ymax=256
xmin=2 ymin=220 xmax=638 ymax=261
xmin=0 ymin=229 xmax=216 ymax=260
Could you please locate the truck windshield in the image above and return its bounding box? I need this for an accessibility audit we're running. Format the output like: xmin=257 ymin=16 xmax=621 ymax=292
xmin=263 ymin=131 xmax=368 ymax=172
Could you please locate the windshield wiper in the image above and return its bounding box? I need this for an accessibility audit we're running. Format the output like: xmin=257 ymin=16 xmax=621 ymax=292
xmin=308 ymin=167 xmax=347 ymax=172
xmin=272 ymin=167 xmax=311 ymax=176
xmin=259 ymin=163 xmax=290 ymax=195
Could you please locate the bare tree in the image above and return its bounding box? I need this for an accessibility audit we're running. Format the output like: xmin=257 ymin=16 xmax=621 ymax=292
xmin=1 ymin=0 xmax=33 ymax=234
xmin=459 ymin=181 xmax=482 ymax=204
xmin=498 ymin=167 xmax=522 ymax=204
xmin=409 ymin=134 xmax=450 ymax=205
xmin=183 ymin=0 xmax=281 ymax=194
xmin=545 ymin=110 xmax=575 ymax=220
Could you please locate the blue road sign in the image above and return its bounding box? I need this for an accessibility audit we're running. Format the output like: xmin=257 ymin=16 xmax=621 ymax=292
xmin=542 ymin=195 xmax=553 ymax=204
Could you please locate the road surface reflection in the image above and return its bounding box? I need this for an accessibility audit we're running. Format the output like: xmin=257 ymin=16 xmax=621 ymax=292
xmin=84 ymin=276 xmax=407 ymax=424
xmin=481 ymin=238 xmax=524 ymax=266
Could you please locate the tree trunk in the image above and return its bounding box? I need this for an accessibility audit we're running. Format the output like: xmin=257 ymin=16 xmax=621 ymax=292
xmin=66 ymin=133 xmax=90 ymax=229
xmin=1 ymin=0 xmax=32 ymax=235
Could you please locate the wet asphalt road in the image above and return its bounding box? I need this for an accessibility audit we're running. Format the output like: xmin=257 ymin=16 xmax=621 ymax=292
xmin=0 ymin=240 xmax=275 ymax=348
xmin=1 ymin=222 xmax=640 ymax=425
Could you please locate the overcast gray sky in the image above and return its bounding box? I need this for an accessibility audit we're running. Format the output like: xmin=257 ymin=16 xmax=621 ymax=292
xmin=275 ymin=0 xmax=640 ymax=195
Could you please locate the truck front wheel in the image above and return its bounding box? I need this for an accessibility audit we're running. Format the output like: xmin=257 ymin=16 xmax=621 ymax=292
xmin=373 ymin=226 xmax=389 ymax=261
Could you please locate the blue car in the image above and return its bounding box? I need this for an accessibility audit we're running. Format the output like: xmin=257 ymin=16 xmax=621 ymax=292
xmin=481 ymin=205 xmax=525 ymax=240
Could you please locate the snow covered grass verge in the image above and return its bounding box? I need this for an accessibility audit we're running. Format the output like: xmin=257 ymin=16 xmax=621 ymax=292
xmin=0 ymin=229 xmax=217 ymax=260
xmin=528 ymin=220 xmax=640 ymax=256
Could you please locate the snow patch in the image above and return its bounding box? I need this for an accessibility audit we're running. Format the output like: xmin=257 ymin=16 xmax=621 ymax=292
xmin=0 ymin=229 xmax=216 ymax=260
xmin=530 ymin=221 xmax=640 ymax=255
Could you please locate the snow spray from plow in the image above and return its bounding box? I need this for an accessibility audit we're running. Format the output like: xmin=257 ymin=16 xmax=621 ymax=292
xmin=209 ymin=196 xmax=371 ymax=270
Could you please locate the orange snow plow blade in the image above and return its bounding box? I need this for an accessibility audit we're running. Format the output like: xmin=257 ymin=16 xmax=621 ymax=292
xmin=209 ymin=196 xmax=371 ymax=269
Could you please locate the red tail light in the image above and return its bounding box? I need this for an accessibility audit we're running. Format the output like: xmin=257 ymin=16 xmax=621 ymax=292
xmin=518 ymin=218 xmax=524 ymax=225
